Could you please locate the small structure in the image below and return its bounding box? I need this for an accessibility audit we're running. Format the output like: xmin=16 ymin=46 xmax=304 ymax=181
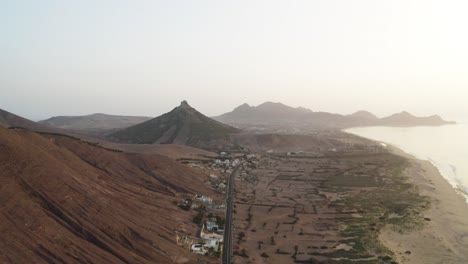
xmin=232 ymin=159 xmax=240 ymax=167
xmin=194 ymin=195 xmax=212 ymax=204
xmin=191 ymin=244 xmax=207 ymax=255
xmin=200 ymin=218 xmax=224 ymax=242
xmin=176 ymin=232 xmax=194 ymax=249
xmin=203 ymin=239 xmax=219 ymax=249
xmin=201 ymin=226 xmax=224 ymax=242
xmin=246 ymin=154 xmax=259 ymax=160
xmin=205 ymin=219 xmax=219 ymax=232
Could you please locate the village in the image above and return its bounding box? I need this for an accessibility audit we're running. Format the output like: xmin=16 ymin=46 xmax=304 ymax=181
xmin=171 ymin=137 xmax=382 ymax=261
xmin=175 ymin=150 xmax=260 ymax=260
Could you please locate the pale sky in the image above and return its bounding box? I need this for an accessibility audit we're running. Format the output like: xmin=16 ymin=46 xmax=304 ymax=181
xmin=1 ymin=0 xmax=467 ymax=121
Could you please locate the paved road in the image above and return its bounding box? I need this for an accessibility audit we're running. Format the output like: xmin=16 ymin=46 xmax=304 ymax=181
xmin=222 ymin=164 xmax=241 ymax=264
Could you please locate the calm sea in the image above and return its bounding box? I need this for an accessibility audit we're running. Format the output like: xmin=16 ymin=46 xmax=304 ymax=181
xmin=346 ymin=124 xmax=468 ymax=203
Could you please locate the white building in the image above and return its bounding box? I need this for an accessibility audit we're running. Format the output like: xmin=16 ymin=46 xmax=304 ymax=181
xmin=191 ymin=244 xmax=206 ymax=255
xmin=194 ymin=195 xmax=212 ymax=204
xmin=204 ymin=239 xmax=219 ymax=249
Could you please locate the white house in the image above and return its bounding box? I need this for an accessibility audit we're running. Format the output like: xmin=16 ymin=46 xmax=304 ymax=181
xmin=194 ymin=195 xmax=212 ymax=204
xmin=191 ymin=244 xmax=206 ymax=255
xmin=201 ymin=219 xmax=224 ymax=242
xmin=204 ymin=239 xmax=219 ymax=249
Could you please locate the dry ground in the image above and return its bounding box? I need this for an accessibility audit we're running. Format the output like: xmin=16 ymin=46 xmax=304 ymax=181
xmin=232 ymin=145 xmax=430 ymax=264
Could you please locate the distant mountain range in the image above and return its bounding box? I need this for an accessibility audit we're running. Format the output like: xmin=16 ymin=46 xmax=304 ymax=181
xmin=1 ymin=101 xmax=455 ymax=150
xmin=213 ymin=102 xmax=455 ymax=129
xmin=40 ymin=113 xmax=151 ymax=132
xmin=108 ymin=101 xmax=239 ymax=147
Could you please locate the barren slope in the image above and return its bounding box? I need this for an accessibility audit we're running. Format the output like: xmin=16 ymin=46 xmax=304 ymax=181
xmin=0 ymin=108 xmax=58 ymax=132
xmin=40 ymin=113 xmax=151 ymax=132
xmin=108 ymin=101 xmax=239 ymax=149
xmin=0 ymin=127 xmax=214 ymax=264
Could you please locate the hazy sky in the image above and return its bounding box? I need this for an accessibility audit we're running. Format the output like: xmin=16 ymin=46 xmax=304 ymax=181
xmin=1 ymin=0 xmax=467 ymax=121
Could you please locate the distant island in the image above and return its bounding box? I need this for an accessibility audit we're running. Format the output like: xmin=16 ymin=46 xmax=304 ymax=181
xmin=213 ymin=102 xmax=456 ymax=130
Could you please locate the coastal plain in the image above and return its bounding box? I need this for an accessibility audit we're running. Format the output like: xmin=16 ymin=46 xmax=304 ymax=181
xmin=379 ymin=147 xmax=468 ymax=264
xmin=232 ymin=133 xmax=468 ymax=264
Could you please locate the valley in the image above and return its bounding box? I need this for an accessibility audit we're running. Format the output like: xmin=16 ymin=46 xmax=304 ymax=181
xmin=0 ymin=102 xmax=459 ymax=264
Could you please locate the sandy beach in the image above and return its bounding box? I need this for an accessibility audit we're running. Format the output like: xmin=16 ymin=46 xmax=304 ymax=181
xmin=380 ymin=146 xmax=468 ymax=263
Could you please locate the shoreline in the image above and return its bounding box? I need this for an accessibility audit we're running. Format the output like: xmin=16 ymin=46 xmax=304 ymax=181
xmin=380 ymin=145 xmax=468 ymax=263
xmin=344 ymin=125 xmax=468 ymax=205
xmin=389 ymin=143 xmax=468 ymax=204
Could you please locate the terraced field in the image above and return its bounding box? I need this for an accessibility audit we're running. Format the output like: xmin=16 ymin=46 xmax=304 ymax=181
xmin=232 ymin=148 xmax=430 ymax=264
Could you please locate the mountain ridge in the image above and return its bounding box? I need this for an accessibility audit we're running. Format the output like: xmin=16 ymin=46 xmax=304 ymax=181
xmin=214 ymin=102 xmax=455 ymax=129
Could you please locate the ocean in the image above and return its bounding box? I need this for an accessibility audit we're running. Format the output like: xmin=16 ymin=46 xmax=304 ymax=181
xmin=346 ymin=124 xmax=468 ymax=203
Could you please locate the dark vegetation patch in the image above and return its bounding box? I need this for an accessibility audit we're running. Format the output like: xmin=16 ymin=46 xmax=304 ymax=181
xmin=325 ymin=154 xmax=430 ymax=261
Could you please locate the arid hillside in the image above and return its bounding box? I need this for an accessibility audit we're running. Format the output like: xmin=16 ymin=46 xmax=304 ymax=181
xmin=0 ymin=108 xmax=58 ymax=133
xmin=0 ymin=127 xmax=215 ymax=264
xmin=108 ymin=101 xmax=239 ymax=149
xmin=101 ymin=142 xmax=217 ymax=160
xmin=40 ymin=113 xmax=152 ymax=133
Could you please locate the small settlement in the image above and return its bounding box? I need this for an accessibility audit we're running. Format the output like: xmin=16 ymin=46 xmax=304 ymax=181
xmin=175 ymin=150 xmax=260 ymax=260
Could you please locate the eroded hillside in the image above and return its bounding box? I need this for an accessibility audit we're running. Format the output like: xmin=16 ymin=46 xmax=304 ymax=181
xmin=0 ymin=127 xmax=216 ymax=264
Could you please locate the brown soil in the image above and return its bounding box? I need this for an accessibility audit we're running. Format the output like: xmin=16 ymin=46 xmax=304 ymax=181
xmin=101 ymin=142 xmax=217 ymax=160
xmin=0 ymin=127 xmax=216 ymax=264
xmin=232 ymin=138 xmax=429 ymax=264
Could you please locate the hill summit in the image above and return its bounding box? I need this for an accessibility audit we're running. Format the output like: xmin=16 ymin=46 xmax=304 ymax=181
xmin=108 ymin=101 xmax=239 ymax=147
xmin=39 ymin=113 xmax=151 ymax=132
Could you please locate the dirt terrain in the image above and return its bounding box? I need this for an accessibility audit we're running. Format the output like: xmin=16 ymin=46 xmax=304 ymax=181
xmin=232 ymin=136 xmax=430 ymax=264
xmin=0 ymin=127 xmax=218 ymax=264
xmin=100 ymin=142 xmax=217 ymax=160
